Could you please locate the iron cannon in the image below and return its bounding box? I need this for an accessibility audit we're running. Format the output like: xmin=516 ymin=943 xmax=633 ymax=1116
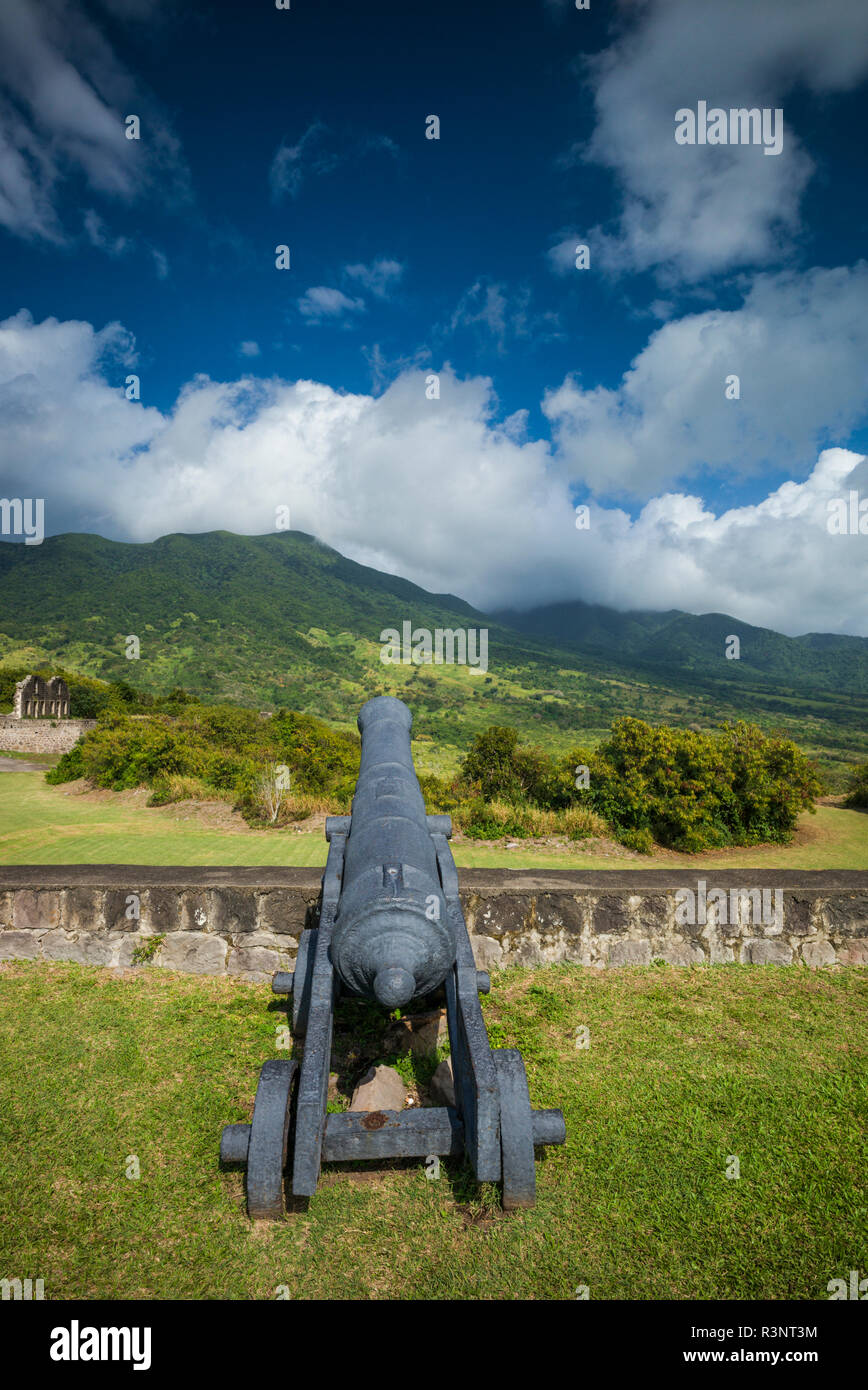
xmin=220 ymin=695 xmax=565 ymax=1217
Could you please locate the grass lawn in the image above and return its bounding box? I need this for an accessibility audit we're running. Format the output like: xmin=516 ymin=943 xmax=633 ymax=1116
xmin=0 ymin=768 xmax=866 ymax=868
xmin=0 ymin=959 xmax=865 ymax=1300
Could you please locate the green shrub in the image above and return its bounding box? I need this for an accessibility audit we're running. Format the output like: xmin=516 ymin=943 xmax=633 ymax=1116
xmin=843 ymin=762 xmax=868 ymax=809
xmin=619 ymin=826 xmax=654 ymax=854
xmin=564 ymin=717 xmax=821 ymax=852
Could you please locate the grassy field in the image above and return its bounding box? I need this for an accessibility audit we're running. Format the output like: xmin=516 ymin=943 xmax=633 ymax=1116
xmin=1 ymin=767 xmax=866 ymax=869
xmin=0 ymin=959 xmax=865 ymax=1300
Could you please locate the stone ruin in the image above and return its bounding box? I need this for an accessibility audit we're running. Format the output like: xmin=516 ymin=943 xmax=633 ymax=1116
xmin=13 ymin=674 xmax=71 ymax=719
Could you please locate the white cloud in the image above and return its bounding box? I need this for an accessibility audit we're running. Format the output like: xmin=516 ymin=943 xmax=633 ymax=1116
xmin=543 ymin=262 xmax=868 ymax=498
xmin=297 ymin=286 xmax=365 ymax=323
xmin=344 ymin=258 xmax=403 ymax=297
xmin=239 ymin=341 xmax=261 ymax=358
xmin=575 ymin=0 xmax=868 ymax=280
xmin=1 ymin=308 xmax=866 ymax=636
xmin=0 ymin=0 xmax=189 ymax=242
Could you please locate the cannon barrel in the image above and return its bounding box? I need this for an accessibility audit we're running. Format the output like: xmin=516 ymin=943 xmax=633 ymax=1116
xmin=330 ymin=695 xmax=454 ymax=1008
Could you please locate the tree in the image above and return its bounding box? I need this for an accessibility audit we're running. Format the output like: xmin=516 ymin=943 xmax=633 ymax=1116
xmin=255 ymin=761 xmax=291 ymax=824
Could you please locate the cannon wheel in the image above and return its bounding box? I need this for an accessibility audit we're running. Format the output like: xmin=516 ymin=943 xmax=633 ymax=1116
xmin=494 ymin=1049 xmax=536 ymax=1210
xmin=247 ymin=1058 xmax=298 ymax=1219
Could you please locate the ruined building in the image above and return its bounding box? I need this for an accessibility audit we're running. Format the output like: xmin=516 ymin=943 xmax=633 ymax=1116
xmin=13 ymin=675 xmax=71 ymax=719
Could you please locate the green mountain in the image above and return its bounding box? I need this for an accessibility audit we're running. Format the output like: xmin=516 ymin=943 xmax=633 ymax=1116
xmin=494 ymin=599 xmax=868 ymax=693
xmin=1 ymin=530 xmax=866 ymax=783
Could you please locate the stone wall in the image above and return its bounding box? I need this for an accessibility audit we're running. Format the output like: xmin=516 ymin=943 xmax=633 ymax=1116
xmin=0 ymin=868 xmax=865 ymax=983
xmin=0 ymin=716 xmax=96 ymax=754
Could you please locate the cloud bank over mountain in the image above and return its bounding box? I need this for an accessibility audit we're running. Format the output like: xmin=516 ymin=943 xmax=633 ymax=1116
xmin=1 ymin=307 xmax=865 ymax=636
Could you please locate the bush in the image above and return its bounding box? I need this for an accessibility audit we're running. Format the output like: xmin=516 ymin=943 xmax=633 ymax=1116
xmin=564 ymin=718 xmax=821 ymax=852
xmin=843 ymin=762 xmax=868 ymax=809
xmin=619 ymin=826 xmax=654 ymax=855
xmin=460 ymin=726 xmax=565 ymax=806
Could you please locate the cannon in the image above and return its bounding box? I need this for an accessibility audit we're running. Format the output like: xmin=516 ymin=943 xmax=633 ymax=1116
xmin=220 ymin=695 xmax=565 ymax=1217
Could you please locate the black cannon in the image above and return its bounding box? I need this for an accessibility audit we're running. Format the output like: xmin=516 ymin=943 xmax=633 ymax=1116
xmin=220 ymin=695 xmax=565 ymax=1217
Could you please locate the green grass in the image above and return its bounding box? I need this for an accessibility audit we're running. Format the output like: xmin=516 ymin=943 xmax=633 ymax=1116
xmin=0 ymin=960 xmax=865 ymax=1299
xmin=1 ymin=769 xmax=867 ymax=868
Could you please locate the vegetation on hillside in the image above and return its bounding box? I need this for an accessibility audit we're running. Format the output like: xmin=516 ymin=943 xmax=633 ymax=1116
xmin=1 ymin=529 xmax=866 ymax=789
xmin=42 ymin=678 xmax=821 ymax=851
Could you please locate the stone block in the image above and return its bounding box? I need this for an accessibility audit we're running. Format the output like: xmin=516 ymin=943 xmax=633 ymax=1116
xmin=159 ymin=932 xmax=227 ymax=975
xmin=653 ymin=941 xmax=705 ymax=967
xmin=258 ymin=889 xmax=314 ymax=937
xmin=607 ymin=939 xmax=652 ymax=967
xmin=837 ymin=941 xmax=868 ymax=966
xmin=208 ymin=888 xmax=257 ymax=936
xmin=743 ymin=939 xmax=793 ymax=965
xmin=0 ymin=930 xmax=42 ymax=960
xmin=114 ymin=935 xmax=150 ymax=968
xmin=182 ymin=891 xmax=211 ymax=933
xmin=65 ymin=887 xmax=104 ymax=933
xmin=638 ymin=895 xmax=672 ymax=933
xmin=142 ymin=888 xmax=182 ymax=933
xmin=783 ymin=895 xmax=815 ymax=936
xmin=13 ymin=890 xmax=62 ymax=932
xmin=470 ymin=933 xmax=503 ymax=971
xmin=104 ymin=888 xmax=144 ymax=933
xmin=227 ymin=945 xmax=280 ymax=977
xmin=534 ymin=893 xmax=584 ymax=937
xmin=512 ymin=937 xmax=547 ymax=967
xmin=801 ymin=940 xmax=837 ymax=968
xmin=42 ymin=931 xmax=113 ymax=966
xmin=0 ymin=891 xmax=13 ymax=929
xmin=592 ymin=895 xmax=632 ymax=935
xmin=824 ymin=895 xmax=868 ymax=938
xmin=475 ymin=894 xmax=532 ymax=938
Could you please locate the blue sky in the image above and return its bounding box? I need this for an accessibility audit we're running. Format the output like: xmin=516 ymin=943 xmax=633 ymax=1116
xmin=1 ymin=0 xmax=867 ymax=636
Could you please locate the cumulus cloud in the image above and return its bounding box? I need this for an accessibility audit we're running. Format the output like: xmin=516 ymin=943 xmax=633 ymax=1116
xmin=297 ymin=286 xmax=366 ymax=323
xmin=574 ymin=0 xmax=868 ymax=281
xmin=239 ymin=340 xmax=260 ymax=358
xmin=1 ymin=308 xmax=866 ymax=636
xmin=0 ymin=0 xmax=189 ymax=242
xmin=543 ymin=262 xmax=868 ymax=498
